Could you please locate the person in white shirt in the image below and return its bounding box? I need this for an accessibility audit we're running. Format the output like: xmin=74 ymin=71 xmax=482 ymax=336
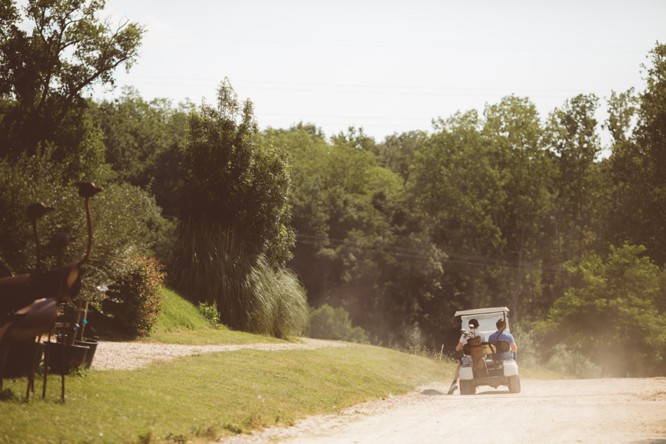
xmin=447 ymin=318 xmax=485 ymax=395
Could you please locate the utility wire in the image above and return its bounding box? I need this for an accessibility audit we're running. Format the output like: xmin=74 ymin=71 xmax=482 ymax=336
xmin=294 ymin=232 xmax=564 ymax=274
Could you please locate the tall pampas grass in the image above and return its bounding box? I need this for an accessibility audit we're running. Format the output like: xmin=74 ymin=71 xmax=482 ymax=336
xmin=169 ymin=219 xmax=308 ymax=336
xmin=245 ymin=255 xmax=309 ymax=338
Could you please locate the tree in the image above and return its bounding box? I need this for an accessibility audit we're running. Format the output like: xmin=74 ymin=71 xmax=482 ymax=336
xmin=607 ymin=44 xmax=666 ymax=265
xmin=409 ymin=110 xmax=506 ymax=313
xmin=539 ymin=94 xmax=605 ymax=313
xmin=178 ymin=80 xmax=292 ymax=264
xmin=170 ymin=81 xmax=298 ymax=331
xmin=0 ymin=0 xmax=143 ymax=160
xmin=543 ymin=94 xmax=603 ymax=259
xmin=541 ymin=244 xmax=666 ymax=376
xmin=376 ymin=130 xmax=428 ymax=184
xmin=482 ymin=96 xmax=553 ymax=319
xmin=267 ymin=124 xmax=448 ymax=346
xmin=95 ymin=88 xmax=191 ymax=216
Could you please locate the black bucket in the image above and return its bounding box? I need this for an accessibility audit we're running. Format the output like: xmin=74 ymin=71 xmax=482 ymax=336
xmin=74 ymin=339 xmax=98 ymax=369
xmin=45 ymin=342 xmax=89 ymax=374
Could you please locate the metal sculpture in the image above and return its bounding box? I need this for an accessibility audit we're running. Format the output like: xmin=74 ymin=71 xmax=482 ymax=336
xmin=0 ymin=182 xmax=102 ymax=401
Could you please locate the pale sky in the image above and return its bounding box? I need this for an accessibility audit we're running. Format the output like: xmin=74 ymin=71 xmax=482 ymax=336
xmin=100 ymin=0 xmax=666 ymax=142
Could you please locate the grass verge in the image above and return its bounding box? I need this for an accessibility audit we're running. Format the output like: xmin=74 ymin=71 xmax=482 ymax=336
xmin=0 ymin=344 xmax=451 ymax=443
xmin=144 ymin=288 xmax=283 ymax=345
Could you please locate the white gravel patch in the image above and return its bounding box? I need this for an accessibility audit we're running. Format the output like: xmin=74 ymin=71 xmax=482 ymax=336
xmin=92 ymin=338 xmax=347 ymax=371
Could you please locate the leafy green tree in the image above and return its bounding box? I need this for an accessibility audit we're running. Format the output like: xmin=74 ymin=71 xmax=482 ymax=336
xmin=0 ymin=0 xmax=143 ymax=162
xmin=543 ymin=94 xmax=603 ymax=259
xmin=607 ymin=44 xmax=666 ymax=265
xmin=95 ymin=88 xmax=191 ymax=215
xmin=263 ymin=124 xmax=331 ymax=298
xmin=541 ymin=244 xmax=666 ymax=376
xmin=376 ymin=130 xmax=428 ymax=184
xmin=267 ymin=124 xmax=446 ymax=346
xmin=0 ymin=153 xmax=173 ymax=310
xmin=409 ymin=110 xmax=506 ymax=319
xmin=482 ymin=96 xmax=553 ymax=319
xmin=170 ymin=81 xmax=301 ymax=333
xmin=539 ymin=94 xmax=606 ymax=314
xmin=179 ymin=80 xmax=292 ymax=264
xmin=606 ymin=88 xmax=638 ymax=145
xmin=330 ymin=126 xmax=377 ymax=152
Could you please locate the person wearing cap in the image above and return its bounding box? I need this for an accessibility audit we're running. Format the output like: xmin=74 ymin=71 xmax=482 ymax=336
xmin=488 ymin=318 xmax=517 ymax=360
xmin=447 ymin=318 xmax=485 ymax=395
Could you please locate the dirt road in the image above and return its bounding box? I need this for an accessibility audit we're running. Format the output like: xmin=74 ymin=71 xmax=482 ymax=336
xmin=223 ymin=378 xmax=666 ymax=444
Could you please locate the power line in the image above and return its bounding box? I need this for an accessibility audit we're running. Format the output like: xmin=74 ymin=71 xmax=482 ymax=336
xmin=112 ymin=75 xmax=617 ymax=98
xmin=294 ymin=232 xmax=564 ymax=274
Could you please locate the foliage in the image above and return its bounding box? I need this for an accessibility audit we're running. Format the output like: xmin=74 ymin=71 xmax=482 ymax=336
xmin=197 ymin=301 xmax=221 ymax=325
xmin=407 ymin=100 xmax=552 ymax=337
xmin=0 ymin=0 xmax=143 ymax=160
xmin=99 ymin=255 xmax=166 ymax=338
xmin=169 ymin=81 xmax=307 ymax=338
xmin=607 ymin=44 xmax=666 ymax=265
xmin=245 ymin=256 xmax=309 ymax=338
xmin=267 ymin=124 xmax=436 ymax=346
xmin=169 ymin=220 xmax=308 ymax=337
xmin=94 ymin=88 xmax=191 ymax=216
xmin=539 ymin=244 xmax=666 ymax=376
xmin=481 ymin=96 xmax=552 ymax=318
xmin=543 ymin=94 xmax=603 ymax=256
xmin=307 ymin=304 xmax=369 ymax=343
xmin=178 ymin=79 xmax=293 ymax=265
xmin=168 ymin=220 xmax=249 ymax=328
xmin=0 ymin=155 xmax=172 ymax=294
xmin=376 ymin=130 xmax=428 ymax=183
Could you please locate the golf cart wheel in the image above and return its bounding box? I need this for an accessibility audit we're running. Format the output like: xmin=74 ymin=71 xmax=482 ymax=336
xmin=459 ymin=380 xmax=475 ymax=395
xmin=508 ymin=375 xmax=521 ymax=393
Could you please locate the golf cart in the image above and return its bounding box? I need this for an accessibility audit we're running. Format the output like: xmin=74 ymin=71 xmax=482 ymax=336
xmin=454 ymin=306 xmax=520 ymax=395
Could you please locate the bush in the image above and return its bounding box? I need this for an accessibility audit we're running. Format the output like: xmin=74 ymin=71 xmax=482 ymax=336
xmin=245 ymin=256 xmax=309 ymax=338
xmin=169 ymin=222 xmax=309 ymax=337
xmin=545 ymin=344 xmax=600 ymax=378
xmin=197 ymin=301 xmax=220 ymax=325
xmin=0 ymin=155 xmax=174 ymax=308
xmin=307 ymin=304 xmax=369 ymax=343
xmin=100 ymin=256 xmax=166 ymax=338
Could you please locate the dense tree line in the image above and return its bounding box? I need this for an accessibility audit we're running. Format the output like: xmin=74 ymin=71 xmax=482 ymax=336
xmin=1 ymin=1 xmax=664 ymax=374
xmin=266 ymin=48 xmax=666 ymax=375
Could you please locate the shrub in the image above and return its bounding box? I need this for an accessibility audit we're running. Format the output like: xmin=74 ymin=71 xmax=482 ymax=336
xmin=169 ymin=222 xmax=309 ymax=337
xmin=307 ymin=304 xmax=369 ymax=343
xmin=545 ymin=344 xmax=600 ymax=378
xmin=0 ymin=155 xmax=174 ymax=309
xmin=100 ymin=256 xmax=166 ymax=338
xmin=245 ymin=257 xmax=309 ymax=338
xmin=197 ymin=301 xmax=220 ymax=325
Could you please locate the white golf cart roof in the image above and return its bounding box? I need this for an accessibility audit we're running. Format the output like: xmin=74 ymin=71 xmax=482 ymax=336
xmin=454 ymin=307 xmax=511 ymax=336
xmin=454 ymin=307 xmax=509 ymax=317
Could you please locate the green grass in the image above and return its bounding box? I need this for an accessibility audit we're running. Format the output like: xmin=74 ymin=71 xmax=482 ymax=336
xmin=145 ymin=288 xmax=282 ymax=345
xmin=0 ymin=345 xmax=450 ymax=443
xmin=0 ymin=289 xmax=452 ymax=443
xmin=152 ymin=287 xmax=214 ymax=332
